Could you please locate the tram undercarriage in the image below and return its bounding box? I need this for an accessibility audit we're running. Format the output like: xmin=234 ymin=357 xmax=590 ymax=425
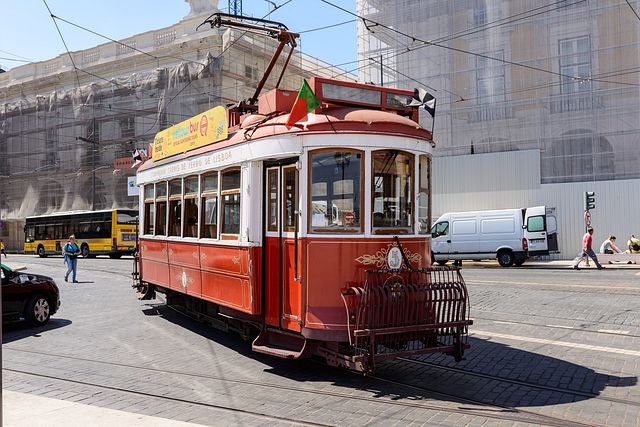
xmin=133 ymin=266 xmax=471 ymax=373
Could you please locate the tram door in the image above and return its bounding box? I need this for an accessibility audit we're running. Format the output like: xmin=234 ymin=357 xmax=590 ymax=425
xmin=264 ymin=161 xmax=302 ymax=331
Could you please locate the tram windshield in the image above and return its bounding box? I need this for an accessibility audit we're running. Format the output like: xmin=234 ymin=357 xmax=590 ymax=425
xmin=372 ymin=150 xmax=413 ymax=233
xmin=310 ymin=151 xmax=362 ymax=232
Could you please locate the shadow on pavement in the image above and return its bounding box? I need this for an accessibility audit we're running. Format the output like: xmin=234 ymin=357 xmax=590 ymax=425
xmin=2 ymin=318 xmax=72 ymax=344
xmin=148 ymin=303 xmax=637 ymax=409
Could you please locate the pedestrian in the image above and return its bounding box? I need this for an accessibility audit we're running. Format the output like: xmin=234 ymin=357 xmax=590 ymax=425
xmin=62 ymin=235 xmax=81 ymax=283
xmin=599 ymin=235 xmax=623 ymax=254
xmin=573 ymin=227 xmax=604 ymax=270
xmin=627 ymin=234 xmax=640 ymax=253
xmin=0 ymin=239 xmax=6 ymax=258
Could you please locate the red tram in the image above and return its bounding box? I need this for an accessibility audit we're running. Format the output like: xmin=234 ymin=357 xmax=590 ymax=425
xmin=133 ymin=15 xmax=471 ymax=372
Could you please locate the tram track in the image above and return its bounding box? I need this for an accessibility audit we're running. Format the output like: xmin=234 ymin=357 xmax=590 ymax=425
xmin=3 ymin=347 xmax=598 ymax=426
xmin=472 ymin=314 xmax=640 ymax=338
xmin=394 ymin=357 xmax=640 ymax=408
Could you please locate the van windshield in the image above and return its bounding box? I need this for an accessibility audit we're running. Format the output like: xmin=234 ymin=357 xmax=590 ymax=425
xmin=432 ymin=222 xmax=449 ymax=238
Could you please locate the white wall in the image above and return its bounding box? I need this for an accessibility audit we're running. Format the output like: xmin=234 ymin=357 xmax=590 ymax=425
xmin=433 ymin=150 xmax=640 ymax=258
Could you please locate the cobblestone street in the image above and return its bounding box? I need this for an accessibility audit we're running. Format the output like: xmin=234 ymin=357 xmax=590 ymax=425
xmin=3 ymin=255 xmax=640 ymax=426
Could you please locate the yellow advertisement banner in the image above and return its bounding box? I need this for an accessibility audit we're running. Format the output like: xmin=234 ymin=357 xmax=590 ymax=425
xmin=152 ymin=106 xmax=228 ymax=161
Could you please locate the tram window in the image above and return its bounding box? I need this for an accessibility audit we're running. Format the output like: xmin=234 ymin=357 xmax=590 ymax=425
xmin=221 ymin=169 xmax=241 ymax=236
xmin=283 ymin=167 xmax=297 ymax=232
xmin=267 ymin=169 xmax=278 ymax=232
xmin=309 ymin=150 xmax=362 ymax=233
xmin=168 ymin=179 xmax=182 ymax=237
xmin=418 ymin=155 xmax=432 ymax=235
xmin=144 ymin=204 xmax=155 ymax=235
xmin=201 ymin=173 xmax=219 ymax=239
xmin=144 ymin=185 xmax=155 ymax=235
xmin=183 ymin=176 xmax=199 ymax=238
xmin=372 ymin=150 xmax=413 ymax=234
xmin=155 ymin=181 xmax=167 ymax=236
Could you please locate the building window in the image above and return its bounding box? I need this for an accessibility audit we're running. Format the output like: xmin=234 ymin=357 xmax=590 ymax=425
xmin=183 ymin=176 xmax=199 ymax=238
xmin=155 ymin=182 xmax=167 ymax=236
xmin=476 ymin=51 xmax=505 ymax=103
xmin=201 ymin=173 xmax=219 ymax=239
xmin=474 ymin=0 xmax=487 ymax=26
xmin=221 ymin=169 xmax=241 ymax=236
xmin=309 ymin=150 xmax=362 ymax=233
xmin=559 ymin=36 xmax=592 ymax=94
xmin=372 ymin=150 xmax=413 ymax=234
xmin=143 ymin=185 xmax=155 ymax=235
xmin=168 ymin=180 xmax=182 ymax=237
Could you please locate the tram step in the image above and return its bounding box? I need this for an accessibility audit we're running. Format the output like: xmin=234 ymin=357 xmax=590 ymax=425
xmin=252 ymin=328 xmax=309 ymax=359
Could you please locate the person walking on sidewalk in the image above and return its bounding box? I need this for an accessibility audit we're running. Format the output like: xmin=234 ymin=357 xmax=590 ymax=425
xmin=62 ymin=235 xmax=81 ymax=282
xmin=574 ymin=227 xmax=604 ymax=270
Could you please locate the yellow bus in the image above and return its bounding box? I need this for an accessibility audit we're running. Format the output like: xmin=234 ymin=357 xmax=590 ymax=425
xmin=24 ymin=209 xmax=138 ymax=258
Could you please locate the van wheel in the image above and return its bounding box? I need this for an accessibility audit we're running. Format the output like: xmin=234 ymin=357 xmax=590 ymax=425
xmin=81 ymin=244 xmax=90 ymax=258
xmin=37 ymin=245 xmax=46 ymax=258
xmin=436 ymin=260 xmax=448 ymax=266
xmin=497 ymin=250 xmax=515 ymax=267
xmin=514 ymin=259 xmax=525 ymax=266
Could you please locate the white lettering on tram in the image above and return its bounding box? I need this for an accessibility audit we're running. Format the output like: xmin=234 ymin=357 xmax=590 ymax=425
xmin=140 ymin=150 xmax=233 ymax=183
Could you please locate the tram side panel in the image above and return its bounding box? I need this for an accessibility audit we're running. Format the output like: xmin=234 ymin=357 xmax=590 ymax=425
xmin=139 ymin=240 xmax=263 ymax=315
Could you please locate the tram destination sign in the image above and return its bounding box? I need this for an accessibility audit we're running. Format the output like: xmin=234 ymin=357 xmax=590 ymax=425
xmin=153 ymin=106 xmax=228 ymax=161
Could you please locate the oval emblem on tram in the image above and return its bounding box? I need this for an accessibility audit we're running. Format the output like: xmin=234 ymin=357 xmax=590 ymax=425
xmin=387 ymin=247 xmax=403 ymax=270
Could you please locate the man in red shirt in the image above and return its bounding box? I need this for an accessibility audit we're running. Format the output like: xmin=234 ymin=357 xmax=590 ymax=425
xmin=573 ymin=227 xmax=604 ymax=270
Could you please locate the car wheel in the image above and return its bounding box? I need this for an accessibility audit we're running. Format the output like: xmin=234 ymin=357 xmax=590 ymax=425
xmin=81 ymin=244 xmax=90 ymax=258
xmin=436 ymin=260 xmax=449 ymax=266
xmin=497 ymin=250 xmax=515 ymax=267
xmin=26 ymin=295 xmax=51 ymax=326
xmin=37 ymin=245 xmax=46 ymax=258
xmin=514 ymin=259 xmax=525 ymax=266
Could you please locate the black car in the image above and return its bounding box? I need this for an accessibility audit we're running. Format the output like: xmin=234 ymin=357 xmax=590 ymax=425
xmin=1 ymin=263 xmax=60 ymax=326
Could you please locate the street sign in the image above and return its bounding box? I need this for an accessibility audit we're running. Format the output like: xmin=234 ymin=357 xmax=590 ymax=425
xmin=344 ymin=212 xmax=355 ymax=225
xmin=127 ymin=176 xmax=138 ymax=196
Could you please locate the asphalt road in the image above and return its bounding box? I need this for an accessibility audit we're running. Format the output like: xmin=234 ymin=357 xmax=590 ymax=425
xmin=3 ymin=255 xmax=640 ymax=426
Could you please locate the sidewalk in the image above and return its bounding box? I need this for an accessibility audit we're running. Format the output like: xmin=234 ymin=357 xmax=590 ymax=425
xmin=463 ymin=259 xmax=640 ymax=269
xmin=4 ymin=390 xmax=207 ymax=427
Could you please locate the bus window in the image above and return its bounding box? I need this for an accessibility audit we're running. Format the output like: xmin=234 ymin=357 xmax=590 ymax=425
xmin=183 ymin=176 xmax=199 ymax=238
xmin=201 ymin=173 xmax=218 ymax=239
xmin=25 ymin=225 xmax=35 ymax=243
xmin=372 ymin=150 xmax=413 ymax=234
xmin=221 ymin=169 xmax=241 ymax=236
xmin=144 ymin=185 xmax=155 ymax=234
xmin=309 ymin=150 xmax=362 ymax=233
xmin=418 ymin=155 xmax=431 ymax=234
xmin=155 ymin=182 xmax=167 ymax=236
xmin=117 ymin=210 xmax=138 ymax=224
xmin=168 ymin=179 xmax=182 ymax=237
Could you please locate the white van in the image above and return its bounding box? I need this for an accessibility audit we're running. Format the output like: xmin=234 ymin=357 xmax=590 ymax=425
xmin=431 ymin=206 xmax=558 ymax=267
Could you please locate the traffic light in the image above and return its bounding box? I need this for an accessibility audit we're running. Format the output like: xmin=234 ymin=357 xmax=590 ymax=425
xmin=584 ymin=191 xmax=596 ymax=210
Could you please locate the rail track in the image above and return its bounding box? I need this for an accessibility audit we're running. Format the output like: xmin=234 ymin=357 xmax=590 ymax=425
xmin=4 ymin=347 xmax=601 ymax=427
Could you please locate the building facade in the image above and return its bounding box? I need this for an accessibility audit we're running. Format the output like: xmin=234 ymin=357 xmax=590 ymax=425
xmin=357 ymin=0 xmax=640 ymax=257
xmin=0 ymin=0 xmax=348 ymax=226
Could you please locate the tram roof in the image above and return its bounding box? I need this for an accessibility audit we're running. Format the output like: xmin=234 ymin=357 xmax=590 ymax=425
xmin=138 ymin=106 xmax=432 ymax=172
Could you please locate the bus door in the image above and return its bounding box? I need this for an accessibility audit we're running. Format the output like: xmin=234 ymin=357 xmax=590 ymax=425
xmin=264 ymin=160 xmax=301 ymax=331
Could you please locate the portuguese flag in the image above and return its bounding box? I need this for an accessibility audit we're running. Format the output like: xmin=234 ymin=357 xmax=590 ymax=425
xmin=285 ymin=79 xmax=320 ymax=129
